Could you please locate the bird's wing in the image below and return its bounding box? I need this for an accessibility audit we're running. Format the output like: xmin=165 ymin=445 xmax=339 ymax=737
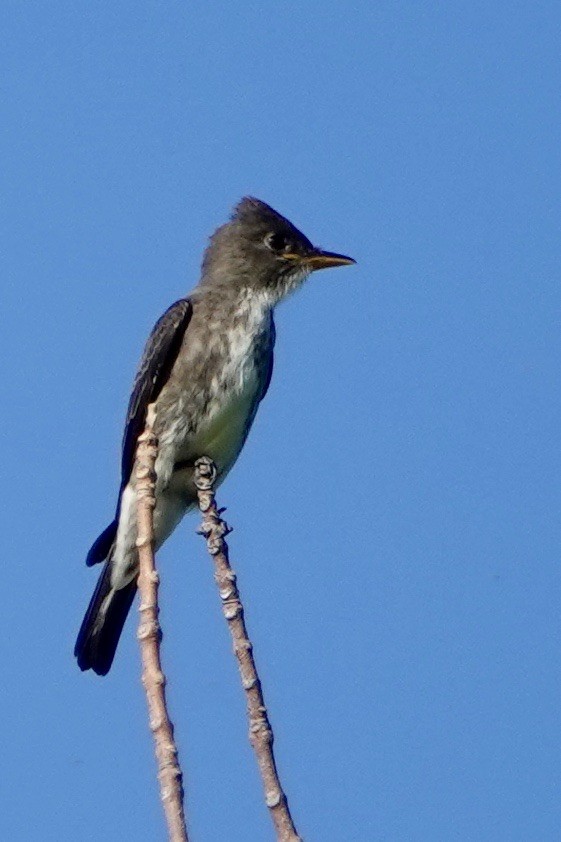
xmin=120 ymin=297 xmax=193 ymax=490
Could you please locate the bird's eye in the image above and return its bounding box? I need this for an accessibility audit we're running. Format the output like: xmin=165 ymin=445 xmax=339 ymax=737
xmin=265 ymin=232 xmax=290 ymax=253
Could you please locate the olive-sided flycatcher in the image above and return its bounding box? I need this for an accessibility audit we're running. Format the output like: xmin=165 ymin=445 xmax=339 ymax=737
xmin=75 ymin=197 xmax=355 ymax=675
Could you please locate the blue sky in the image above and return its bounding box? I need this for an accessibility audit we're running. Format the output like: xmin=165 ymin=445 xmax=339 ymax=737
xmin=2 ymin=2 xmax=560 ymax=839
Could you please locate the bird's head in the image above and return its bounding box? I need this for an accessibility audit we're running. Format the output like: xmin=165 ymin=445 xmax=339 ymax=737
xmin=201 ymin=197 xmax=355 ymax=304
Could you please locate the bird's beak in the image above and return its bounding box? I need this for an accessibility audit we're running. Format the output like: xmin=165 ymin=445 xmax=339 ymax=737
xmin=304 ymin=249 xmax=356 ymax=271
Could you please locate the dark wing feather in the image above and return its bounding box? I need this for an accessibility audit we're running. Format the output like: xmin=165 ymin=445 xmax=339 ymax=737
xmin=120 ymin=297 xmax=192 ymax=489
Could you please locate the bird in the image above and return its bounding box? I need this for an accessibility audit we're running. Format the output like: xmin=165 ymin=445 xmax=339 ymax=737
xmin=75 ymin=197 xmax=355 ymax=675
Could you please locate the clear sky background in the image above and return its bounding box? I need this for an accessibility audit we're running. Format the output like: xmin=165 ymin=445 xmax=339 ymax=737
xmin=2 ymin=2 xmax=560 ymax=840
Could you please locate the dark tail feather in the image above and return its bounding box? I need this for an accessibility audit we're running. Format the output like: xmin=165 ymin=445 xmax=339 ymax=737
xmin=75 ymin=561 xmax=137 ymax=675
xmin=86 ymin=520 xmax=118 ymax=567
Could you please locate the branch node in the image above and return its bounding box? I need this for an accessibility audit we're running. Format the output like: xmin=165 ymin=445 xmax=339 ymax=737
xmin=265 ymin=790 xmax=282 ymax=808
xmin=223 ymin=602 xmax=242 ymax=620
xmin=137 ymin=620 xmax=161 ymax=641
xmin=196 ymin=522 xmax=212 ymax=536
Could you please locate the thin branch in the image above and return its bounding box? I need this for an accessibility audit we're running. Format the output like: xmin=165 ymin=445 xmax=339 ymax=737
xmin=194 ymin=456 xmax=301 ymax=842
xmin=136 ymin=404 xmax=189 ymax=842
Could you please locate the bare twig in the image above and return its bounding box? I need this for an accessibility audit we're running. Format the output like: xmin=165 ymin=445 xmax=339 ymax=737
xmin=194 ymin=456 xmax=301 ymax=842
xmin=136 ymin=404 xmax=188 ymax=842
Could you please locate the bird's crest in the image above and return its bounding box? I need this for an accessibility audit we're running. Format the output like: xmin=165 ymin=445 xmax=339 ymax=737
xmin=231 ymin=196 xmax=288 ymax=227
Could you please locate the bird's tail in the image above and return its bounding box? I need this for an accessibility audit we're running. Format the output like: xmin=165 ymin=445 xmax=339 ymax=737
xmin=75 ymin=557 xmax=137 ymax=676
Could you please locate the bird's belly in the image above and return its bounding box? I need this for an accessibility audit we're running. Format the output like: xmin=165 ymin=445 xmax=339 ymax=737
xmin=163 ymin=378 xmax=259 ymax=504
xmin=189 ymin=388 xmax=257 ymax=474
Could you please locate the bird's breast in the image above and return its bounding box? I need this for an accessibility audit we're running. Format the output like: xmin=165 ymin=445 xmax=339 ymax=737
xmin=157 ymin=310 xmax=272 ymax=493
xmin=190 ymin=378 xmax=259 ymax=467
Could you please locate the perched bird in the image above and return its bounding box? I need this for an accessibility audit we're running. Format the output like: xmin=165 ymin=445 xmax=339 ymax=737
xmin=75 ymin=197 xmax=355 ymax=675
